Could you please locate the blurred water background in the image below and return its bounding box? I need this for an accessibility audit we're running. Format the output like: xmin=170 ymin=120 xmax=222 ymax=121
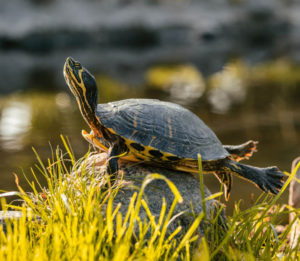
xmin=0 ymin=0 xmax=300 ymax=212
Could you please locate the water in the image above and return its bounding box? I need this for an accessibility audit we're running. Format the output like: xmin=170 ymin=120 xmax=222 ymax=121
xmin=0 ymin=56 xmax=299 ymax=213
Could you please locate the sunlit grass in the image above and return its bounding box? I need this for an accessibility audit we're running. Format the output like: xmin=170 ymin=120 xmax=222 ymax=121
xmin=0 ymin=138 xmax=299 ymax=260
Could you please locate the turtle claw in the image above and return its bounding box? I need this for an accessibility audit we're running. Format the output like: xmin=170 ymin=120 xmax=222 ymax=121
xmin=243 ymin=140 xmax=258 ymax=158
xmin=260 ymin=166 xmax=285 ymax=195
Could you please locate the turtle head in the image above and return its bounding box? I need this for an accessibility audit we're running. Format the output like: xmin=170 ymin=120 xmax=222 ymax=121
xmin=64 ymin=57 xmax=98 ymax=116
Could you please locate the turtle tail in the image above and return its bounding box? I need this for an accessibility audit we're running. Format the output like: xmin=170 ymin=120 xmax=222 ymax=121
xmin=223 ymin=160 xmax=285 ymax=195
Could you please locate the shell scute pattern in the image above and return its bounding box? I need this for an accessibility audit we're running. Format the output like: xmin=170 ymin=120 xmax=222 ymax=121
xmin=97 ymin=99 xmax=229 ymax=161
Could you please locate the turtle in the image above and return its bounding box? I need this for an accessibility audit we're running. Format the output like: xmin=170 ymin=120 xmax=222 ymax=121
xmin=63 ymin=57 xmax=285 ymax=200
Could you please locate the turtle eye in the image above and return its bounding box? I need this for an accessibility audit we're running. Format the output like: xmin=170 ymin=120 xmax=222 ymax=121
xmin=74 ymin=62 xmax=82 ymax=69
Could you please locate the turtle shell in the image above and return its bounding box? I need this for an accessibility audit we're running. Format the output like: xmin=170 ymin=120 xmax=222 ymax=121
xmin=96 ymin=99 xmax=229 ymax=161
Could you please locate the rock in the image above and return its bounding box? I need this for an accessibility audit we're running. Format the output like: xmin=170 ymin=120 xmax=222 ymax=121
xmin=73 ymin=153 xmax=226 ymax=238
xmin=0 ymin=210 xmax=40 ymax=234
xmin=0 ymin=152 xmax=226 ymax=238
xmin=0 ymin=211 xmax=24 ymax=231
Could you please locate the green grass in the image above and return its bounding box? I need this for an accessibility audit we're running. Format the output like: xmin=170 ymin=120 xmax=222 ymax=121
xmin=0 ymin=138 xmax=299 ymax=260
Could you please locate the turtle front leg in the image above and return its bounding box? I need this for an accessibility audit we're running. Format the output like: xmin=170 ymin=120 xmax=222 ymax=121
xmin=107 ymin=144 xmax=121 ymax=181
xmin=82 ymin=129 xmax=108 ymax=152
xmin=107 ymin=143 xmax=129 ymax=182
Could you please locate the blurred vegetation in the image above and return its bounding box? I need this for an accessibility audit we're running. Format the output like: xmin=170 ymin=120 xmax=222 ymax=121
xmin=94 ymin=74 xmax=132 ymax=103
xmin=145 ymin=59 xmax=300 ymax=112
xmin=146 ymin=64 xmax=205 ymax=103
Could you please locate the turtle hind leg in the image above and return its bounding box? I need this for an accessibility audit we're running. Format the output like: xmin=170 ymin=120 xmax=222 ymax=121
xmin=214 ymin=172 xmax=232 ymax=201
xmin=223 ymin=140 xmax=258 ymax=162
xmin=223 ymin=159 xmax=285 ymax=195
